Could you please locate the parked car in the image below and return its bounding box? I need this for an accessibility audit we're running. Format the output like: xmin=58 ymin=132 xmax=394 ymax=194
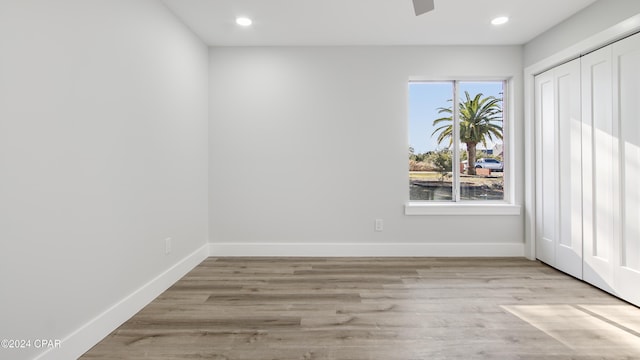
xmin=475 ymin=158 xmax=503 ymax=171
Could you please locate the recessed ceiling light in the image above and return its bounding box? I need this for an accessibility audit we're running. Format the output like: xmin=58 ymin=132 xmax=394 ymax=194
xmin=236 ymin=17 xmax=252 ymax=26
xmin=491 ymin=16 xmax=509 ymax=26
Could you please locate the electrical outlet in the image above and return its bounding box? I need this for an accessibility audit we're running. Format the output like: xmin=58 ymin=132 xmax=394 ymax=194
xmin=375 ymin=219 xmax=383 ymax=232
xmin=165 ymin=237 xmax=172 ymax=255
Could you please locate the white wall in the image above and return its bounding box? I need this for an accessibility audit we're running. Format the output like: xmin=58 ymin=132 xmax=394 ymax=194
xmin=0 ymin=1 xmax=209 ymax=359
xmin=524 ymin=0 xmax=640 ymax=67
xmin=209 ymin=46 xmax=524 ymax=255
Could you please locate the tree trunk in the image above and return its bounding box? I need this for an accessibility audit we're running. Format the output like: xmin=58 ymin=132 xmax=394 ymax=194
xmin=467 ymin=142 xmax=477 ymax=175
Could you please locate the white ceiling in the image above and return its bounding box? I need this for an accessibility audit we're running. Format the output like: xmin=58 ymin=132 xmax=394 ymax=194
xmin=162 ymin=0 xmax=598 ymax=46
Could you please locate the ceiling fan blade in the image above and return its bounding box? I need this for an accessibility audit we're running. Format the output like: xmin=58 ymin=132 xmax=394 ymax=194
xmin=412 ymin=0 xmax=435 ymax=16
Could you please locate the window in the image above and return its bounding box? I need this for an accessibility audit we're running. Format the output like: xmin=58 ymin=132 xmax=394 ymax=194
xmin=408 ymin=80 xmax=508 ymax=204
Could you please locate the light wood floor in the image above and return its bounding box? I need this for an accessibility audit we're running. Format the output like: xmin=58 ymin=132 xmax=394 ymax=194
xmin=81 ymin=258 xmax=640 ymax=359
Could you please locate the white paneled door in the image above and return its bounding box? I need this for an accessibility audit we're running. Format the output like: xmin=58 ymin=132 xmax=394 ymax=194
xmin=535 ymin=59 xmax=583 ymax=279
xmin=613 ymin=33 xmax=640 ymax=306
xmin=535 ymin=70 xmax=556 ymax=267
xmin=581 ymin=46 xmax=617 ymax=294
xmin=556 ymin=60 xmax=583 ymax=279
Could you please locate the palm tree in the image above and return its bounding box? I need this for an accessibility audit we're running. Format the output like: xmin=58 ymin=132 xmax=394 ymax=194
xmin=432 ymin=91 xmax=503 ymax=175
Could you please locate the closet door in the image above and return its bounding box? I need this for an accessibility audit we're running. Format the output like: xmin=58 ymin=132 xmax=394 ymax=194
xmin=582 ymin=46 xmax=617 ymax=294
xmin=613 ymin=33 xmax=640 ymax=306
xmin=535 ymin=59 xmax=582 ymax=278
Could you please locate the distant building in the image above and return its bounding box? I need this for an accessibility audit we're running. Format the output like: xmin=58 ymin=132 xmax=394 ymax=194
xmin=493 ymin=143 xmax=504 ymax=157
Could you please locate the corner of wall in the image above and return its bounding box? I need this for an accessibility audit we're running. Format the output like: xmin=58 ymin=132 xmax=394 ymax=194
xmin=35 ymin=244 xmax=210 ymax=360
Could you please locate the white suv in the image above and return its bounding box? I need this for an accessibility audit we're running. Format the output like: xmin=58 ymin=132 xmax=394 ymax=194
xmin=475 ymin=158 xmax=503 ymax=172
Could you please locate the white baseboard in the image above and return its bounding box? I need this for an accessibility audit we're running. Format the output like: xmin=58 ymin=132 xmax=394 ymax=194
xmin=209 ymin=242 xmax=525 ymax=257
xmin=34 ymin=244 xmax=210 ymax=360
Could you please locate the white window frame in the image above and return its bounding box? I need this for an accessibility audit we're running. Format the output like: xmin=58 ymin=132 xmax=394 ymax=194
xmin=405 ymin=78 xmax=520 ymax=216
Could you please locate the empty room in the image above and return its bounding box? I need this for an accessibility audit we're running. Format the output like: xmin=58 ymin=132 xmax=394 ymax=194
xmin=2 ymin=0 xmax=640 ymax=359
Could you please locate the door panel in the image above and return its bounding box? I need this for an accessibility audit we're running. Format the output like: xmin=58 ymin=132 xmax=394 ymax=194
xmin=556 ymin=60 xmax=582 ymax=278
xmin=582 ymin=46 xmax=616 ymax=294
xmin=614 ymin=33 xmax=640 ymax=307
xmin=535 ymin=71 xmax=556 ymax=266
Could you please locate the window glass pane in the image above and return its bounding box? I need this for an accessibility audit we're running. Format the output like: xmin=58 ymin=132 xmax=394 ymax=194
xmin=409 ymin=82 xmax=454 ymax=201
xmin=458 ymin=82 xmax=504 ymax=200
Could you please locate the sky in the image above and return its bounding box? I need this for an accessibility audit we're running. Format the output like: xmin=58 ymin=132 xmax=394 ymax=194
xmin=408 ymin=81 xmax=504 ymax=154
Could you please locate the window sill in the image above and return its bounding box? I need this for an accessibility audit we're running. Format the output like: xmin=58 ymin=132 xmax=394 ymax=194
xmin=404 ymin=202 xmax=521 ymax=216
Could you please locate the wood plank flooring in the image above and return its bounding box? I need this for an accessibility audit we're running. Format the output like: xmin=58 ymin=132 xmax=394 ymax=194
xmin=80 ymin=258 xmax=640 ymax=359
